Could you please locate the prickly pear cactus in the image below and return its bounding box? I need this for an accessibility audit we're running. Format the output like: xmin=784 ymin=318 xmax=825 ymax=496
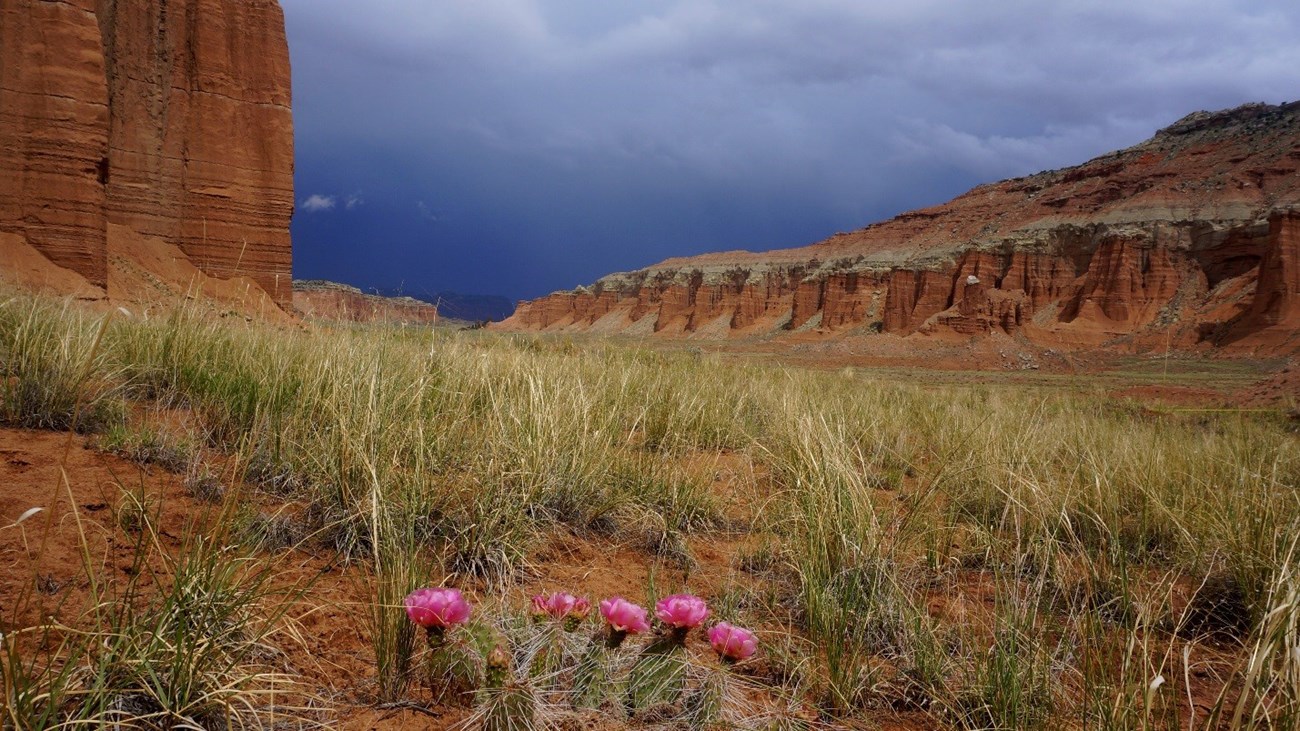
xmin=424 ymin=627 xmax=485 ymax=706
xmin=527 ymin=621 xmax=566 ymax=685
xmin=571 ymin=639 xmax=613 ymax=709
xmin=684 ymin=668 xmax=726 ymax=730
xmin=481 ymin=645 xmax=538 ymax=731
xmin=626 ymin=635 xmax=688 ymax=713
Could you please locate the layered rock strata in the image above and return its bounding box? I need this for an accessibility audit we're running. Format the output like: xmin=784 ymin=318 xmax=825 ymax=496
xmin=0 ymin=0 xmax=293 ymax=306
xmin=500 ymin=103 xmax=1300 ymax=354
xmin=293 ymin=280 xmax=441 ymax=325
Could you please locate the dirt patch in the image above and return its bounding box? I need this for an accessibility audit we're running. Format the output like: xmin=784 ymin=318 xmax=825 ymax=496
xmin=0 ymin=233 xmax=105 ymax=302
xmin=1108 ymin=384 xmax=1228 ymax=407
xmin=0 ymin=428 xmax=785 ymax=730
xmin=1239 ymin=359 xmax=1300 ymax=406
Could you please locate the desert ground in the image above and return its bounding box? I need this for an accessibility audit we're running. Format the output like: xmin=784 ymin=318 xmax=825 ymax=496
xmin=2 ymin=292 xmax=1297 ymax=730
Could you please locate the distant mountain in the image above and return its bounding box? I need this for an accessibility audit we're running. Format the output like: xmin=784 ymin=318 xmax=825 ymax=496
xmin=293 ymin=280 xmax=440 ymax=324
xmin=369 ymin=288 xmax=515 ymax=323
xmin=498 ymin=101 xmax=1300 ymax=356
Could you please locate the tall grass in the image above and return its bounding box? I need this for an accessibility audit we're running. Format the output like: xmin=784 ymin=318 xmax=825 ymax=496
xmin=1 ymin=290 xmax=1297 ymax=728
xmin=0 ymin=298 xmax=123 ymax=431
xmin=2 ymin=480 xmax=316 ymax=728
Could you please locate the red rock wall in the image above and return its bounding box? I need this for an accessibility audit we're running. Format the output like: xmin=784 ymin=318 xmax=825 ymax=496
xmin=819 ymin=272 xmax=882 ymax=330
xmin=1247 ymin=212 xmax=1300 ymax=328
xmin=0 ymin=0 xmax=293 ymax=306
xmin=0 ymin=0 xmax=111 ymax=285
xmin=731 ymin=273 xmax=799 ymax=329
xmin=1000 ymin=251 xmax=1079 ymax=311
xmin=501 ymin=216 xmax=1300 ymax=353
xmin=881 ymin=268 xmax=953 ymax=334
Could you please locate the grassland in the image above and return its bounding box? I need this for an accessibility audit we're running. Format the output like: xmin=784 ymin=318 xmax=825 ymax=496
xmin=1 ymin=292 xmax=1298 ymax=730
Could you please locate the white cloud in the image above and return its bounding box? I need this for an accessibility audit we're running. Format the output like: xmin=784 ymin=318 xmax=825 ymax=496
xmin=888 ymin=113 xmax=1160 ymax=181
xmin=301 ymin=194 xmax=337 ymax=212
xmin=345 ymin=192 xmax=364 ymax=209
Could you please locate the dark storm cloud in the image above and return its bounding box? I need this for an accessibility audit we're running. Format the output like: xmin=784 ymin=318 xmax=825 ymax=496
xmin=281 ymin=0 xmax=1299 ymax=301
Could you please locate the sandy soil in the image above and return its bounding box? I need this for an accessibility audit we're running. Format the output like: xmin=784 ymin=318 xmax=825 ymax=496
xmin=1 ymin=227 xmax=293 ymax=324
xmin=0 ymin=385 xmax=1260 ymax=731
xmin=0 ymin=429 xmax=861 ymax=729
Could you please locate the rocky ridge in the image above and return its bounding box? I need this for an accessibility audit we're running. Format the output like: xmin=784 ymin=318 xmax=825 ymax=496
xmin=292 ymin=280 xmax=441 ymax=325
xmin=0 ymin=0 xmax=294 ymax=307
xmin=499 ymin=102 xmax=1300 ymax=354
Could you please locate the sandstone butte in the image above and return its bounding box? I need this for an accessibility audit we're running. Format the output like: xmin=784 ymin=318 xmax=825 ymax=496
xmin=498 ymin=102 xmax=1300 ymax=357
xmin=0 ymin=0 xmax=294 ymax=312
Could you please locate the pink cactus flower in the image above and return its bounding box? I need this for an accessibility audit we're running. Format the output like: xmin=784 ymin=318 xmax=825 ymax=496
xmin=405 ymin=587 xmax=471 ymax=629
xmin=708 ymin=622 xmax=758 ymax=662
xmin=655 ymin=593 xmax=709 ymax=629
xmin=599 ymin=596 xmax=650 ymax=634
xmin=532 ymin=592 xmax=591 ymax=621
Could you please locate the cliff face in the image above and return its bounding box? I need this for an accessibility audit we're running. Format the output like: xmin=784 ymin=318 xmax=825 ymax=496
xmin=499 ymin=102 xmax=1300 ymax=354
xmin=292 ymin=281 xmax=441 ymax=325
xmin=0 ymin=0 xmax=293 ymax=306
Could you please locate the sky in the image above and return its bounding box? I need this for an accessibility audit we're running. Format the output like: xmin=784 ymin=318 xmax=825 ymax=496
xmin=282 ymin=0 xmax=1299 ymax=303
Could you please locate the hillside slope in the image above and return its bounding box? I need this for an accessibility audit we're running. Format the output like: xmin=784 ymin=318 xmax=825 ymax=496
xmin=499 ymin=102 xmax=1300 ymax=355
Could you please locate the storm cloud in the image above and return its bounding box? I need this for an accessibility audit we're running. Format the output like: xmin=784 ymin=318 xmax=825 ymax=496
xmin=282 ymin=0 xmax=1299 ymax=302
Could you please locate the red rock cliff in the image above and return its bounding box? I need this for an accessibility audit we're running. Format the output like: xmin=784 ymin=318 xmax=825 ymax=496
xmin=0 ymin=0 xmax=293 ymax=306
xmin=498 ymin=102 xmax=1300 ymax=354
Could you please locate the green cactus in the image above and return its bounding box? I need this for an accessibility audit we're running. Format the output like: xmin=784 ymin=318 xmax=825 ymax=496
xmin=625 ymin=634 xmax=689 ymax=713
xmin=571 ymin=639 xmax=612 ymax=709
xmin=480 ymin=645 xmax=538 ymax=731
xmin=424 ymin=627 xmax=485 ymax=707
xmin=527 ymin=621 xmax=566 ymax=685
xmin=684 ymin=669 xmax=726 ymax=730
